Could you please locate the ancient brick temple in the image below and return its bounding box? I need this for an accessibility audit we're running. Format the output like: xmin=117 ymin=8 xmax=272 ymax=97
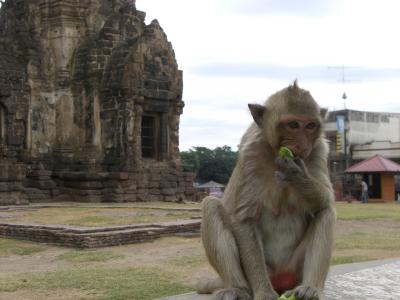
xmin=0 ymin=0 xmax=195 ymax=204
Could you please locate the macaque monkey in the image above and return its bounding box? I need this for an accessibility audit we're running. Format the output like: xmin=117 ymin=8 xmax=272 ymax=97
xmin=199 ymin=81 xmax=335 ymax=300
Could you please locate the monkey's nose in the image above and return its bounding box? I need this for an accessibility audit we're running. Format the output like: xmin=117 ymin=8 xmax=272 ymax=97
xmin=291 ymin=146 xmax=306 ymax=158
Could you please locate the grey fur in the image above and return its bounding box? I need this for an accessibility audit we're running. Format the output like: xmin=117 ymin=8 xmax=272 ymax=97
xmin=198 ymin=83 xmax=335 ymax=300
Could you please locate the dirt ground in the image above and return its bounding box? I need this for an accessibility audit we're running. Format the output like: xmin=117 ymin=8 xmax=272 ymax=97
xmin=333 ymin=219 xmax=400 ymax=261
xmin=335 ymin=219 xmax=400 ymax=235
xmin=1 ymin=219 xmax=399 ymax=279
xmin=1 ymin=203 xmax=400 ymax=299
xmin=0 ymin=236 xmax=215 ymax=300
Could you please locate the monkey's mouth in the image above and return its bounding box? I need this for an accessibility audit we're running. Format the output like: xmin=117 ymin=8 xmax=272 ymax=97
xmin=293 ymin=151 xmax=307 ymax=159
xmin=279 ymin=146 xmax=296 ymax=157
xmin=279 ymin=146 xmax=306 ymax=159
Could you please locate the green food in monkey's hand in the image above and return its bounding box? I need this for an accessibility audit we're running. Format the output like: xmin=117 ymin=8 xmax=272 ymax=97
xmin=279 ymin=146 xmax=294 ymax=159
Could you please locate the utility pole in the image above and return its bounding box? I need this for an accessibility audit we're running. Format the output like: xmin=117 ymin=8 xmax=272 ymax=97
xmin=328 ymin=64 xmax=352 ymax=110
xmin=341 ymin=65 xmax=348 ymax=110
xmin=328 ymin=65 xmax=355 ymax=200
xmin=329 ymin=65 xmax=350 ymax=169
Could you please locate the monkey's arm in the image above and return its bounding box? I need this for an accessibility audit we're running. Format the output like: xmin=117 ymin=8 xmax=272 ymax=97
xmin=225 ymin=154 xmax=279 ymax=299
xmin=302 ymin=205 xmax=335 ymax=290
xmin=231 ymin=219 xmax=279 ymax=300
xmin=276 ymin=157 xmax=333 ymax=212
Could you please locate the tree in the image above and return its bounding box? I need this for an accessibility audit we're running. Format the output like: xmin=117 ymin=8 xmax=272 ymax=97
xmin=180 ymin=146 xmax=237 ymax=184
xmin=213 ymin=146 xmax=237 ymax=183
xmin=180 ymin=149 xmax=199 ymax=173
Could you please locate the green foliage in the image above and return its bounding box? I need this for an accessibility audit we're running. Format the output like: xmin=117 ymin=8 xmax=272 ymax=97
xmin=56 ymin=250 xmax=124 ymax=263
xmin=181 ymin=145 xmax=237 ymax=184
xmin=0 ymin=238 xmax=45 ymax=257
xmin=180 ymin=150 xmax=199 ymax=172
xmin=0 ymin=267 xmax=191 ymax=300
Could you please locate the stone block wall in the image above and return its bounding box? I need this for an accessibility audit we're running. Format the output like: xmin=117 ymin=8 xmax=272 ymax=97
xmin=0 ymin=220 xmax=201 ymax=248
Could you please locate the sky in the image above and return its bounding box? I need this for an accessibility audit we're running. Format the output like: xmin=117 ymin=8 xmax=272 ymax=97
xmin=2 ymin=1 xmax=400 ymax=151
xmin=136 ymin=0 xmax=400 ymax=151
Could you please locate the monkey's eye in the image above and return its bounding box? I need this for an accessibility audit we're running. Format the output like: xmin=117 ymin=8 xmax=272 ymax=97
xmin=305 ymin=122 xmax=317 ymax=130
xmin=287 ymin=121 xmax=300 ymax=129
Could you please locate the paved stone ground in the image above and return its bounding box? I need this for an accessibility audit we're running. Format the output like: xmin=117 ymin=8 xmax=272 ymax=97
xmin=161 ymin=258 xmax=400 ymax=300
xmin=325 ymin=259 xmax=400 ymax=299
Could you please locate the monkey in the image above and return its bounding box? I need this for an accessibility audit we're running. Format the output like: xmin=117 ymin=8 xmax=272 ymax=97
xmin=198 ymin=81 xmax=335 ymax=300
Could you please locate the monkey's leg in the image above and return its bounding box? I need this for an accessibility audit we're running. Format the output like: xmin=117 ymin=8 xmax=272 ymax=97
xmin=199 ymin=196 xmax=251 ymax=298
xmin=232 ymin=220 xmax=279 ymax=300
xmin=287 ymin=207 xmax=335 ymax=300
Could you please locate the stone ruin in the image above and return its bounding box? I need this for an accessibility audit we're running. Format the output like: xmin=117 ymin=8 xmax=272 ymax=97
xmin=0 ymin=0 xmax=196 ymax=204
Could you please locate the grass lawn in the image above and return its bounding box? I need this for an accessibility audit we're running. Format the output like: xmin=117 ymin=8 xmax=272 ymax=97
xmin=335 ymin=201 xmax=400 ymax=220
xmin=0 ymin=202 xmax=399 ymax=299
xmin=332 ymin=202 xmax=400 ymax=266
xmin=1 ymin=204 xmax=201 ymax=227
xmin=0 ymin=267 xmax=191 ymax=300
xmin=0 ymin=238 xmax=46 ymax=257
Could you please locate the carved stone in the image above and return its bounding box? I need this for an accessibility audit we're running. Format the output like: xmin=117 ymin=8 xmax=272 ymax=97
xmin=0 ymin=0 xmax=195 ymax=204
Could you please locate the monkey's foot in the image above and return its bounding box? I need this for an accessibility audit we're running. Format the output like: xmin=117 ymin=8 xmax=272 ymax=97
xmin=278 ymin=294 xmax=297 ymax=300
xmin=215 ymin=288 xmax=252 ymax=300
xmin=283 ymin=285 xmax=318 ymax=300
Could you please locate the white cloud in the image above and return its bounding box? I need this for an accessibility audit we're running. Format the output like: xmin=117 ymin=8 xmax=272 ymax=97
xmin=217 ymin=0 xmax=338 ymax=16
xmin=137 ymin=0 xmax=400 ymax=150
xmin=2 ymin=1 xmax=398 ymax=150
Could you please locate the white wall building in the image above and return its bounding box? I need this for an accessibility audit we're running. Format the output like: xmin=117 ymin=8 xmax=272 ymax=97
xmin=325 ymin=109 xmax=400 ymax=172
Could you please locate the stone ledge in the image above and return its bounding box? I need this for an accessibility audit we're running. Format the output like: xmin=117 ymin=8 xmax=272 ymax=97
xmin=160 ymin=259 xmax=400 ymax=300
xmin=0 ymin=219 xmax=201 ymax=248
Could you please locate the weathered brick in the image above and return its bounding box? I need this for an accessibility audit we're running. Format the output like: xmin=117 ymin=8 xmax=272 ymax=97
xmin=0 ymin=0 xmax=195 ymax=205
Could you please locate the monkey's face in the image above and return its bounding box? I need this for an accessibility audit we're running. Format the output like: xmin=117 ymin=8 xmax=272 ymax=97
xmin=248 ymin=81 xmax=326 ymax=159
xmin=277 ymin=114 xmax=321 ymax=159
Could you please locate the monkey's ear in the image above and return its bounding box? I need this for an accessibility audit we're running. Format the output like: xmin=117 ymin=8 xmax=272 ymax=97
xmin=320 ymin=107 xmax=328 ymax=120
xmin=248 ymin=104 xmax=266 ymax=127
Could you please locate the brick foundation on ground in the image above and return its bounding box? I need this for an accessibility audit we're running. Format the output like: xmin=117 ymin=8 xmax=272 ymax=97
xmin=0 ymin=219 xmax=201 ymax=248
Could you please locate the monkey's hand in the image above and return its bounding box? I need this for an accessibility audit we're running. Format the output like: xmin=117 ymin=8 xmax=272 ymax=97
xmin=276 ymin=156 xmax=333 ymax=212
xmin=275 ymin=157 xmax=308 ymax=183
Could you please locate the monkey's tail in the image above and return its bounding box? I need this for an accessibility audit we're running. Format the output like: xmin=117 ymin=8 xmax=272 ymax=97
xmin=195 ymin=277 xmax=224 ymax=294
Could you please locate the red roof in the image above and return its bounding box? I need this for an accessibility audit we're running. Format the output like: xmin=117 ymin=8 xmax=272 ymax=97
xmin=345 ymin=155 xmax=400 ymax=173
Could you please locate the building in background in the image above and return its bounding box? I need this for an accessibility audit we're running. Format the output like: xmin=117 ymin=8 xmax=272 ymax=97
xmin=325 ymin=109 xmax=400 ymax=200
xmin=345 ymin=155 xmax=400 ymax=202
xmin=0 ymin=0 xmax=195 ymax=204
xmin=196 ymin=180 xmax=225 ymax=198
